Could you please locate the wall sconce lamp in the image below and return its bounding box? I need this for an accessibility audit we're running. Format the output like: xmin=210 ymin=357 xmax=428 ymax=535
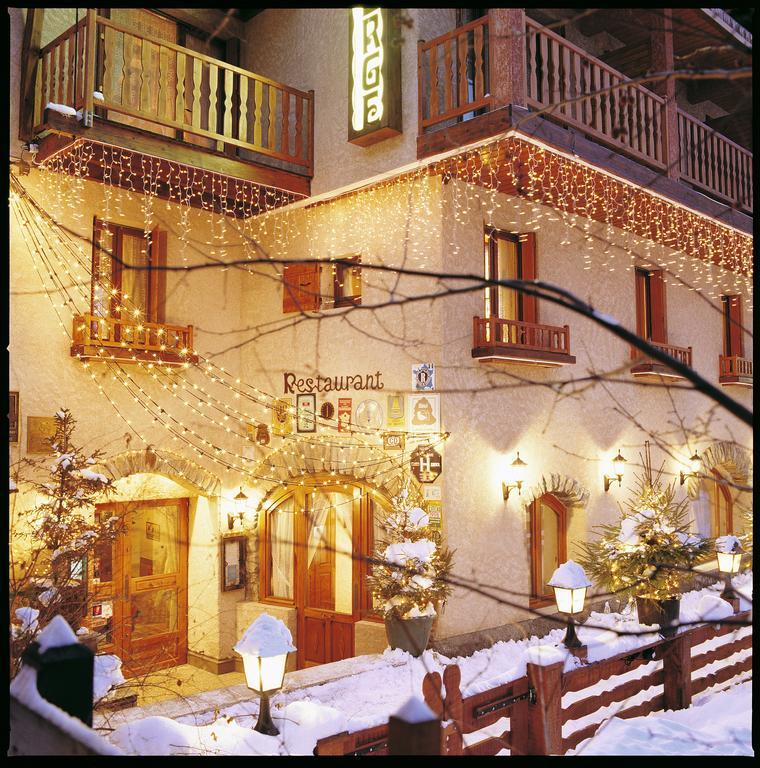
xmin=603 ymin=449 xmax=627 ymax=492
xmin=502 ymin=452 xmax=528 ymax=501
xmin=228 ymin=486 xmax=248 ymax=530
xmin=680 ymin=451 xmax=702 ymax=485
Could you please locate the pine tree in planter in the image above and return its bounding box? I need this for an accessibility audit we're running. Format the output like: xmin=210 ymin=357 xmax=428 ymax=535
xmin=578 ymin=444 xmax=712 ymax=634
xmin=10 ymin=408 xmax=120 ymax=673
xmin=366 ymin=485 xmax=454 ymax=656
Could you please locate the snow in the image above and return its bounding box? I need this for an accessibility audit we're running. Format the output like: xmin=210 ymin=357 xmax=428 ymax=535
xmin=10 ymin=666 xmax=122 ymax=755
xmin=93 ymin=91 xmax=104 ymax=101
xmin=76 ymin=468 xmax=110 ymax=484
xmin=56 ymin=410 xmax=67 ymax=419
xmin=36 ymin=614 xmax=78 ymax=652
xmin=715 ymin=535 xmax=742 ymax=553
xmin=94 ymin=654 xmax=126 ymax=702
xmin=407 ymin=507 xmax=429 ymax=528
xmin=693 ymin=594 xmax=734 ymax=622
xmin=525 ymin=644 xmax=571 ymax=667
xmin=618 ymin=517 xmax=640 ymax=547
xmin=45 ymin=102 xmax=78 ymax=117
xmin=15 ymin=607 xmax=40 ymax=634
xmin=10 ymin=477 xmax=17 ymax=491
xmin=569 ymin=681 xmax=752 ymax=756
xmin=547 ymin=560 xmax=591 ymax=589
xmin=38 ymin=587 xmax=60 ymax=607
xmin=383 ymin=538 xmax=436 ymax=566
xmin=405 ymin=602 xmax=436 ymax=618
xmin=394 ymin=695 xmax=437 ymax=723
xmin=234 ymin=614 xmax=296 ymax=658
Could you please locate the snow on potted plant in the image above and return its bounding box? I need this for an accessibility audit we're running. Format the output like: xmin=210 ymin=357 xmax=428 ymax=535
xmin=366 ymin=485 xmax=453 ymax=656
xmin=578 ymin=444 xmax=711 ymax=637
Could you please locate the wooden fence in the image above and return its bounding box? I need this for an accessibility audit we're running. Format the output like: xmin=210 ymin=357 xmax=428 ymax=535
xmin=314 ymin=610 xmax=751 ymax=755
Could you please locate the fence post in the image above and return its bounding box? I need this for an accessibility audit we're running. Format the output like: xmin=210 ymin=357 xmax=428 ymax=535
xmin=524 ymin=660 xmax=564 ymax=755
xmin=388 ymin=696 xmax=442 ymax=755
xmin=661 ymin=632 xmax=691 ymax=711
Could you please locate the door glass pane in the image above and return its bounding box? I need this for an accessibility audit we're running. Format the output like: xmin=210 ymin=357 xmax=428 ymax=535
xmin=93 ymin=227 xmax=114 ymax=319
xmin=120 ymin=231 xmax=149 ymax=313
xmin=269 ymin=498 xmax=294 ymax=600
xmin=307 ymin=491 xmax=353 ymax=614
xmin=131 ymin=587 xmax=178 ymax=640
xmin=496 ymin=236 xmax=518 ymax=322
xmin=540 ymin=501 xmax=559 ymax=597
xmin=130 ymin=504 xmax=179 ymax=578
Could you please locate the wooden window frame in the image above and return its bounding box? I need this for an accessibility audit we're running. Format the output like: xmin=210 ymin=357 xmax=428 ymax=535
xmin=91 ymin=217 xmax=166 ymax=323
xmin=529 ymin=493 xmax=567 ymax=608
xmin=710 ymin=469 xmax=733 ymax=537
xmin=634 ymin=268 xmax=667 ymax=344
xmin=721 ymin=295 xmax=744 ymax=358
xmin=484 ymin=228 xmax=538 ymax=324
xmin=282 ymin=263 xmax=322 ymax=313
xmin=333 ymin=257 xmax=362 ymax=308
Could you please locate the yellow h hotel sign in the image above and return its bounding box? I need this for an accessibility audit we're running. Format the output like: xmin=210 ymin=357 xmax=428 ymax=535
xmin=348 ymin=8 xmax=402 ymax=146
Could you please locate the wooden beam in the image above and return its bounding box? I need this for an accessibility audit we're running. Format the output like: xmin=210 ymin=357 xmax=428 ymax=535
xmin=489 ymin=9 xmax=526 ymax=108
xmin=649 ymin=9 xmax=679 ymax=180
xmin=18 ymin=8 xmax=44 ymax=142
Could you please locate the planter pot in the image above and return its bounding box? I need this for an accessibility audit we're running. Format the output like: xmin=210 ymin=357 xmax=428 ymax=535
xmin=384 ymin=614 xmax=434 ymax=656
xmin=636 ymin=597 xmax=681 ymax=638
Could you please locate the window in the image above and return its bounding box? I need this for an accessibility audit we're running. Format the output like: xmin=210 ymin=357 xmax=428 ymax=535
xmin=91 ymin=218 xmax=167 ymax=323
xmin=484 ymin=229 xmax=537 ymax=323
xmin=693 ymin=469 xmax=733 ymax=538
xmin=634 ymin=268 xmax=667 ymax=343
xmin=282 ymin=257 xmax=362 ymax=313
xmin=721 ymin=295 xmax=744 ymax=358
xmin=529 ymin=493 xmax=567 ymax=604
xmin=333 ymin=257 xmax=362 ymax=307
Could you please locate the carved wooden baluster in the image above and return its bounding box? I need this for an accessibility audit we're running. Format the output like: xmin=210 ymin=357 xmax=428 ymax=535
xmin=253 ymin=78 xmax=263 ymax=149
xmin=527 ymin=26 xmax=538 ymax=103
xmin=224 ymin=67 xmax=234 ymax=143
xmin=473 ymin=24 xmax=484 ymax=100
xmin=268 ymin=83 xmax=277 ymax=150
xmin=430 ymin=44 xmax=439 ymax=118
xmin=549 ymin=38 xmax=560 ymax=109
xmin=140 ymin=37 xmax=151 ymax=114
xmin=239 ymin=75 xmax=249 ymax=149
xmin=443 ymin=37 xmax=453 ymax=114
xmin=539 ymin=32 xmax=549 ymax=105
xmin=208 ymin=62 xmax=219 ymax=148
xmin=560 ymin=44 xmax=571 ymax=118
xmin=175 ymin=50 xmax=186 ymax=126
xmin=457 ymin=31 xmax=467 ymax=109
xmin=192 ymin=57 xmax=202 ymax=134
xmin=294 ymin=92 xmax=303 ymax=163
xmin=157 ymin=44 xmax=168 ymax=121
xmin=40 ymin=50 xmax=49 ymax=117
xmin=281 ymin=88 xmax=290 ymax=157
xmin=65 ymin=33 xmax=73 ymax=106
xmin=120 ymin=31 xmax=130 ymax=109
xmin=572 ymin=50 xmax=582 ymax=123
xmin=56 ymin=38 xmax=65 ymax=104
xmin=76 ymin=23 xmax=85 ymax=105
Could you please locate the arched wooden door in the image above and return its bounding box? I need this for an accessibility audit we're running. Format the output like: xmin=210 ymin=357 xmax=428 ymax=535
xmin=260 ymin=481 xmax=384 ymax=668
xmin=529 ymin=493 xmax=567 ymax=606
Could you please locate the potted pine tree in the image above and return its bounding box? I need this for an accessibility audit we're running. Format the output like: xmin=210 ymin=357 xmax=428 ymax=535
xmin=578 ymin=444 xmax=712 ymax=637
xmin=367 ymin=485 xmax=454 ymax=656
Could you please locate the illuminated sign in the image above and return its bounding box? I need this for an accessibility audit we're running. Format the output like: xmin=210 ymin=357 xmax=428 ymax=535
xmin=348 ymin=7 xmax=402 ymax=146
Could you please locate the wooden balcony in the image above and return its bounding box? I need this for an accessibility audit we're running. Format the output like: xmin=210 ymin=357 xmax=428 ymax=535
xmin=472 ymin=316 xmax=576 ymax=366
xmin=71 ymin=313 xmax=199 ymax=366
xmin=417 ymin=13 xmax=752 ymax=216
xmin=31 ymin=11 xmax=313 ymax=213
xmin=718 ymin=355 xmax=753 ymax=387
xmin=630 ymin=340 xmax=692 ymax=379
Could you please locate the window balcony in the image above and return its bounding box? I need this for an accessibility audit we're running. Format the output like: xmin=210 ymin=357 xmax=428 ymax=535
xmin=417 ymin=13 xmax=752 ymax=216
xmin=71 ymin=313 xmax=199 ymax=367
xmin=472 ymin=316 xmax=576 ymax=366
xmin=630 ymin=341 xmax=692 ymax=379
xmin=31 ymin=11 xmax=313 ymax=210
xmin=719 ymin=355 xmax=753 ymax=387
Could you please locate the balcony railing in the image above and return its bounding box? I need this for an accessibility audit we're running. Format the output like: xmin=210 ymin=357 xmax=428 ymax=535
xmin=34 ymin=11 xmax=314 ymax=174
xmin=472 ymin=316 xmax=576 ymax=365
xmin=418 ymin=14 xmax=752 ymax=214
xmin=71 ymin=313 xmax=198 ymax=366
xmin=630 ymin=340 xmax=692 ymax=377
xmin=719 ymin=354 xmax=753 ymax=386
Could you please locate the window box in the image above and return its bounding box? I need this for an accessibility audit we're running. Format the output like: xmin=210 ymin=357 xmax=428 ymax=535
xmin=472 ymin=316 xmax=576 ymax=366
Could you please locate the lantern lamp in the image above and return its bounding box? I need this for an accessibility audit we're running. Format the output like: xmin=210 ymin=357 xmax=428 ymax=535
xmin=716 ymin=537 xmax=743 ymax=607
xmin=548 ymin=561 xmax=592 ymax=650
xmin=234 ymin=615 xmax=296 ymax=736
xmin=502 ymin=452 xmax=528 ymax=501
xmin=603 ymin=449 xmax=627 ymax=492
xmin=680 ymin=451 xmax=702 ymax=486
xmin=228 ymin=486 xmax=248 ymax=530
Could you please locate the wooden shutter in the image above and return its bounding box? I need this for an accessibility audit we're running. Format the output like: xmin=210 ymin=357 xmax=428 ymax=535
xmin=519 ymin=233 xmax=538 ymax=324
xmin=283 ymin=263 xmax=321 ymax=313
xmin=91 ymin=217 xmax=103 ymax=316
xmin=724 ymin=295 xmax=743 ymax=358
xmin=648 ymin=270 xmax=667 ymax=343
xmin=149 ymin=227 xmax=167 ymax=323
xmin=634 ymin=268 xmax=647 ymax=338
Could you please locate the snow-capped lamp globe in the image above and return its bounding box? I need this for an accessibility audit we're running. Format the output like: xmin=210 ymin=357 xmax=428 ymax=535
xmin=234 ymin=614 xmax=296 ymax=736
xmin=548 ymin=560 xmax=592 ymax=649
xmin=716 ymin=536 xmax=743 ymax=610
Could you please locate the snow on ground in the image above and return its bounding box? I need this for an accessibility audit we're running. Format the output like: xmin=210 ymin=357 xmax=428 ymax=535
xmin=106 ymin=572 xmax=752 ymax=756
xmin=569 ymin=681 xmax=752 ymax=756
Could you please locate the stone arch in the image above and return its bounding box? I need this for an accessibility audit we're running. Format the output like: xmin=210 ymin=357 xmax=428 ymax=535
xmin=96 ymin=447 xmax=221 ymax=497
xmin=521 ymin=473 xmax=590 ymax=511
xmin=685 ymin=441 xmax=752 ymax=499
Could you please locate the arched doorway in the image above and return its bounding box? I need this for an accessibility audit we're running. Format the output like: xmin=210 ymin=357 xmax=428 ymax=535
xmin=258 ymin=478 xmax=388 ymax=668
xmin=528 ymin=493 xmax=567 ymax=607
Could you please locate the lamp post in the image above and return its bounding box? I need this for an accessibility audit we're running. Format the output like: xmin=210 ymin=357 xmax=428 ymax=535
xmin=502 ymin=452 xmax=528 ymax=501
xmin=548 ymin=561 xmax=591 ymax=655
xmin=234 ymin=614 xmax=296 ymax=736
xmin=716 ymin=536 xmax=743 ymax=611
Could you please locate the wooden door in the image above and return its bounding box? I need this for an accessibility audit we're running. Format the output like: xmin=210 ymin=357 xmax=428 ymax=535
xmin=93 ymin=498 xmax=188 ymax=677
xmin=296 ymin=488 xmax=359 ymax=668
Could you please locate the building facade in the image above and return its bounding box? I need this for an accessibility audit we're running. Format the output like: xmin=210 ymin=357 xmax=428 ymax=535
xmin=9 ymin=8 xmax=753 ymax=676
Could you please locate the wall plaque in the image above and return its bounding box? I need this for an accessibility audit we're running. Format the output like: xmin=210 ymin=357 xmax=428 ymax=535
xmin=408 ymin=393 xmax=440 ymax=433
xmin=9 ymin=392 xmax=19 ymax=443
xmin=338 ymin=398 xmax=352 ymax=433
xmin=296 ymin=393 xmax=317 ymax=433
xmin=382 ymin=432 xmax=405 ymax=451
xmin=410 ymin=445 xmax=442 ymax=483
xmin=386 ymin=393 xmax=405 ymax=428
xmin=27 ymin=416 xmax=57 ymax=454
xmin=348 ymin=7 xmax=402 ymax=147
xmin=272 ymin=398 xmax=293 ymax=436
